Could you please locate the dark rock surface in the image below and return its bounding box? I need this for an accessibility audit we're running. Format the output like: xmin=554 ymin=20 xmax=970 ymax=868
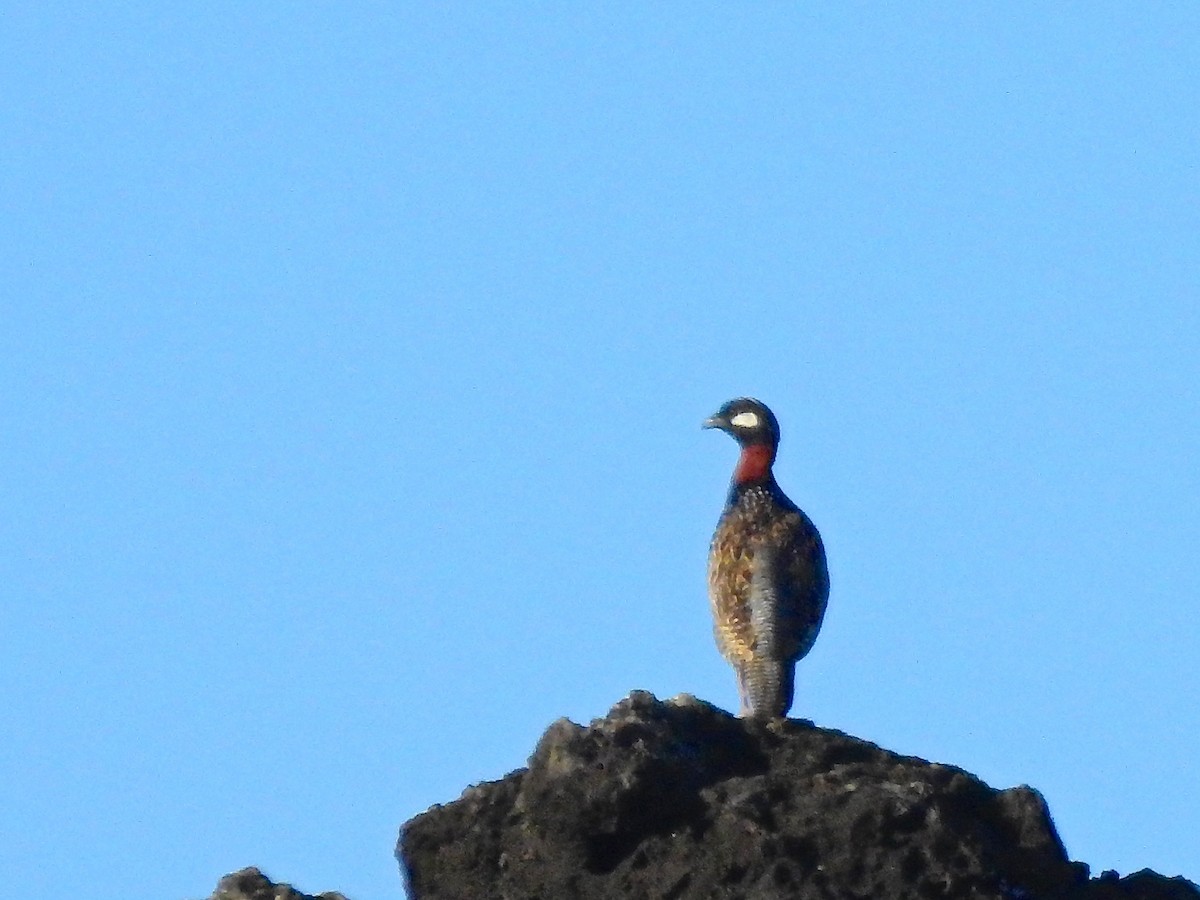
xmin=209 ymin=867 xmax=348 ymax=900
xmin=398 ymin=691 xmax=1199 ymax=900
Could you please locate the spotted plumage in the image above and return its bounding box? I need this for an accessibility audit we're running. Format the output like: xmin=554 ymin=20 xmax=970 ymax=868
xmin=704 ymin=398 xmax=829 ymax=720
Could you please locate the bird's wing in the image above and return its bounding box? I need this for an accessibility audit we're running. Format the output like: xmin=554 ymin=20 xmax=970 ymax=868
xmin=772 ymin=510 xmax=829 ymax=661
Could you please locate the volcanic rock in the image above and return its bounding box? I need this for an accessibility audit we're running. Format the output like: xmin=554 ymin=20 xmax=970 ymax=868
xmin=397 ymin=691 xmax=1199 ymax=899
xmin=209 ymin=866 xmax=348 ymax=900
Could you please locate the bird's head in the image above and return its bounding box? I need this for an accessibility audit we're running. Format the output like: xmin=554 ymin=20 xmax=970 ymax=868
xmin=703 ymin=397 xmax=780 ymax=486
xmin=702 ymin=397 xmax=780 ymax=448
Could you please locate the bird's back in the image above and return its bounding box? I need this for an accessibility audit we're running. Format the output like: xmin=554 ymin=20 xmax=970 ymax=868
xmin=707 ymin=481 xmax=829 ymax=716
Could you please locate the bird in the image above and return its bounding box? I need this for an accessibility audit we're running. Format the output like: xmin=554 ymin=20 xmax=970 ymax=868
xmin=704 ymin=397 xmax=829 ymax=720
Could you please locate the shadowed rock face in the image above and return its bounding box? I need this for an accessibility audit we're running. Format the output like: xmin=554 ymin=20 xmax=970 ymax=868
xmin=397 ymin=691 xmax=1199 ymax=900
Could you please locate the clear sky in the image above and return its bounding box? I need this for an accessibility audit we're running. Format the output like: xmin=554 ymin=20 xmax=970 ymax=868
xmin=2 ymin=5 xmax=1197 ymax=899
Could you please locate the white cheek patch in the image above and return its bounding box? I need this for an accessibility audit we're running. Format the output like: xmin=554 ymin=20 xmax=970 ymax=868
xmin=730 ymin=411 xmax=759 ymax=428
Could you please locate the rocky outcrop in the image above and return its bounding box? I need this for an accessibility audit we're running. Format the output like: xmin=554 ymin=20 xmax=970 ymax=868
xmin=397 ymin=691 xmax=1199 ymax=899
xmin=209 ymin=867 xmax=348 ymax=900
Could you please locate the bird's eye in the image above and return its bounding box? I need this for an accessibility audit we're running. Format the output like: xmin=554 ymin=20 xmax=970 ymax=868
xmin=730 ymin=411 xmax=759 ymax=428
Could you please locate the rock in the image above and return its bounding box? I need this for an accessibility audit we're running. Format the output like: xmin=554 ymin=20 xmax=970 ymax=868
xmin=397 ymin=691 xmax=1199 ymax=900
xmin=210 ymin=866 xmax=349 ymax=900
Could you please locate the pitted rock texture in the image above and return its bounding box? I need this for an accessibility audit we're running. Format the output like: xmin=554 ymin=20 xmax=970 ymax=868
xmin=210 ymin=867 xmax=349 ymax=900
xmin=397 ymin=691 xmax=1199 ymax=900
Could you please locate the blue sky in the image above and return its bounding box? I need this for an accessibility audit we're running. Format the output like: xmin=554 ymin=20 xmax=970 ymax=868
xmin=2 ymin=4 xmax=1197 ymax=898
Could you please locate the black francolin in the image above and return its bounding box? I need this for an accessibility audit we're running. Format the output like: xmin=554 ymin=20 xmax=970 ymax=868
xmin=704 ymin=397 xmax=829 ymax=720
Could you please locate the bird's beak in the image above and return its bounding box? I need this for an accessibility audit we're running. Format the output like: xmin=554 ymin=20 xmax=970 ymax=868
xmin=702 ymin=413 xmax=726 ymax=431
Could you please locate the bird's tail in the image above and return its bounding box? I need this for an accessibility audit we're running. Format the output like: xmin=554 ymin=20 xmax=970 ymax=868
xmin=742 ymin=543 xmax=794 ymax=719
xmin=740 ymin=656 xmax=794 ymax=720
